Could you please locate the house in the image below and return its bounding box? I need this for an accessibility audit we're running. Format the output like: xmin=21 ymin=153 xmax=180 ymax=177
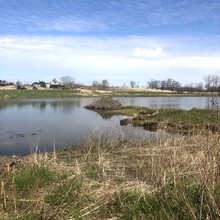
xmin=0 ymin=80 xmax=14 ymax=86
xmin=32 ymin=81 xmax=46 ymax=89
xmin=50 ymin=79 xmax=63 ymax=89
xmin=32 ymin=82 xmax=41 ymax=89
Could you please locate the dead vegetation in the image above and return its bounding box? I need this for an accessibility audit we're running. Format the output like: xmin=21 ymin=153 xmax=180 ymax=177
xmin=84 ymin=96 xmax=124 ymax=110
xmin=0 ymin=129 xmax=219 ymax=219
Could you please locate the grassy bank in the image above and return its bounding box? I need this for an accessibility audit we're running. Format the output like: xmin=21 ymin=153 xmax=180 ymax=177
xmin=0 ymin=89 xmax=82 ymax=99
xmin=106 ymin=106 xmax=220 ymax=134
xmin=0 ymin=131 xmax=219 ymax=219
xmin=0 ymin=88 xmax=217 ymax=99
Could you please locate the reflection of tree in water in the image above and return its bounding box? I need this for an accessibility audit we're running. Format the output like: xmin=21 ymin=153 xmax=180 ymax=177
xmin=50 ymin=101 xmax=82 ymax=113
xmin=39 ymin=102 xmax=46 ymax=110
xmin=0 ymin=99 xmax=82 ymax=113
xmin=0 ymin=102 xmax=30 ymax=111
xmin=32 ymin=102 xmax=46 ymax=110
xmin=0 ymin=105 xmax=7 ymax=111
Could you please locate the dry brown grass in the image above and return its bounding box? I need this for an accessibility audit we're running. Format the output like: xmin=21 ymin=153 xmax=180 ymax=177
xmin=0 ymin=129 xmax=219 ymax=219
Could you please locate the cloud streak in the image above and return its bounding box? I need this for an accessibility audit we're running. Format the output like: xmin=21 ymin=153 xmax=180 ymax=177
xmin=0 ymin=35 xmax=220 ymax=85
xmin=134 ymin=47 xmax=166 ymax=59
xmin=0 ymin=0 xmax=220 ymax=34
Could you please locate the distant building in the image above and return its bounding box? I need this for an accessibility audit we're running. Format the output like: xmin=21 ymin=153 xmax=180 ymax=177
xmin=50 ymin=79 xmax=63 ymax=89
xmin=32 ymin=82 xmax=41 ymax=89
xmin=32 ymin=81 xmax=47 ymax=89
xmin=0 ymin=80 xmax=14 ymax=86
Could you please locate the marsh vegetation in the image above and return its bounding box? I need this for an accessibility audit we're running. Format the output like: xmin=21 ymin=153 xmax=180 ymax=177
xmin=0 ymin=94 xmax=219 ymax=219
xmin=0 ymin=130 xmax=219 ymax=219
xmin=105 ymin=104 xmax=220 ymax=134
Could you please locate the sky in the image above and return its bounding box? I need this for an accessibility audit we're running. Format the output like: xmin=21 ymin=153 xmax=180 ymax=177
xmin=0 ymin=0 xmax=220 ymax=87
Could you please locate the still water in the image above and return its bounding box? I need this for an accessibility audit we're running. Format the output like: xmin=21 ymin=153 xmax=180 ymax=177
xmin=0 ymin=96 xmax=213 ymax=155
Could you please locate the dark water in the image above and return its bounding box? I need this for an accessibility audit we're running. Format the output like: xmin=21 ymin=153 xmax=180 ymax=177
xmin=0 ymin=96 xmax=214 ymax=155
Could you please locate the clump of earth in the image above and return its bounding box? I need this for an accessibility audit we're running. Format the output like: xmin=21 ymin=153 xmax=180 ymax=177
xmin=84 ymin=97 xmax=124 ymax=110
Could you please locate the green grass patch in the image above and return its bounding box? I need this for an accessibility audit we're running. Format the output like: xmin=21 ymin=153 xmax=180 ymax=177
xmin=108 ymin=182 xmax=220 ymax=220
xmin=109 ymin=106 xmax=220 ymax=133
xmin=7 ymin=166 xmax=57 ymax=196
xmin=0 ymin=89 xmax=81 ymax=99
xmin=157 ymin=108 xmax=220 ymax=126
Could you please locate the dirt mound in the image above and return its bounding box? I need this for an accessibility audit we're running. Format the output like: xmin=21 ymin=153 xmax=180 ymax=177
xmin=84 ymin=97 xmax=124 ymax=110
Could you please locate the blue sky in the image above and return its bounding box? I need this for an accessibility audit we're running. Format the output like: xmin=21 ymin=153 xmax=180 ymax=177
xmin=0 ymin=0 xmax=220 ymax=86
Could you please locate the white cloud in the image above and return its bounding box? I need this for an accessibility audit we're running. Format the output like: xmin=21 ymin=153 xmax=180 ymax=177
xmin=134 ymin=47 xmax=166 ymax=59
xmin=0 ymin=35 xmax=220 ymax=85
xmin=0 ymin=37 xmax=52 ymax=51
xmin=158 ymin=57 xmax=220 ymax=69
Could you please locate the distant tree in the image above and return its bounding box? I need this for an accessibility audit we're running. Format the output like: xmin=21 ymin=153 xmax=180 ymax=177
xmin=39 ymin=81 xmax=46 ymax=87
xmin=51 ymin=78 xmax=58 ymax=84
xmin=182 ymin=83 xmax=195 ymax=92
xmin=16 ymin=79 xmax=22 ymax=86
xmin=204 ymin=74 xmax=220 ymax=91
xmin=162 ymin=78 xmax=181 ymax=91
xmin=60 ymin=76 xmax=75 ymax=89
xmin=147 ymin=79 xmax=160 ymax=89
xmin=122 ymin=83 xmax=126 ymax=88
xmin=195 ymin=83 xmax=204 ymax=92
xmin=92 ymin=80 xmax=100 ymax=87
xmin=204 ymin=75 xmax=212 ymax=90
xmin=101 ymin=79 xmax=109 ymax=89
xmin=130 ymin=81 xmax=136 ymax=88
xmin=160 ymin=80 xmax=167 ymax=90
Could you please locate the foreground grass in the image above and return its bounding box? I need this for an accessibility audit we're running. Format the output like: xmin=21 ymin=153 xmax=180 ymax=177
xmin=0 ymin=130 xmax=219 ymax=219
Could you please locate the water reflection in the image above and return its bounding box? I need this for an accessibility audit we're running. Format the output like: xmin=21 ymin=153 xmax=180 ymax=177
xmin=0 ymin=99 xmax=85 ymax=113
xmin=116 ymin=96 xmax=213 ymax=110
xmin=0 ymin=96 xmax=215 ymax=156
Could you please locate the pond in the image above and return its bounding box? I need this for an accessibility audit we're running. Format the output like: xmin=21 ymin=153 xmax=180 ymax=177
xmin=0 ymin=96 xmax=214 ymax=155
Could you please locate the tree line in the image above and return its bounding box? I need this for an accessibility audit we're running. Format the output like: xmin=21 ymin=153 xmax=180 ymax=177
xmin=12 ymin=74 xmax=219 ymax=92
xmin=146 ymin=74 xmax=220 ymax=92
xmin=58 ymin=74 xmax=219 ymax=92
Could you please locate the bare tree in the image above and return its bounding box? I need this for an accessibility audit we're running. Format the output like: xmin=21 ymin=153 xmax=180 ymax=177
xmin=92 ymin=80 xmax=99 ymax=87
xmin=195 ymin=83 xmax=203 ymax=92
xmin=204 ymin=74 xmax=220 ymax=91
xmin=101 ymin=79 xmax=109 ymax=89
xmin=130 ymin=81 xmax=136 ymax=88
xmin=160 ymin=80 xmax=167 ymax=90
xmin=147 ymin=79 xmax=160 ymax=89
xmin=122 ymin=83 xmax=126 ymax=88
xmin=60 ymin=76 xmax=75 ymax=89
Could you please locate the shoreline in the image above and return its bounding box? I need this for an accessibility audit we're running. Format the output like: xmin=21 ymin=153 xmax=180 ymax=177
xmin=0 ymin=88 xmax=219 ymax=99
xmin=0 ymin=132 xmax=219 ymax=219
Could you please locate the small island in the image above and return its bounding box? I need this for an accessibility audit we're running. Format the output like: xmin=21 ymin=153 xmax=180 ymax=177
xmin=85 ymin=97 xmax=220 ymax=134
